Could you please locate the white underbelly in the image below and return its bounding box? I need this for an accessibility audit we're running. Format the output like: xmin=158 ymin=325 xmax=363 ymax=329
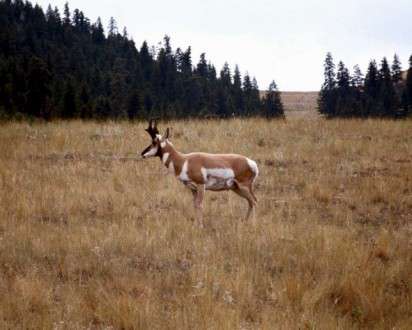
xmin=178 ymin=162 xmax=236 ymax=191
xmin=202 ymin=167 xmax=235 ymax=191
xmin=205 ymin=176 xmax=234 ymax=191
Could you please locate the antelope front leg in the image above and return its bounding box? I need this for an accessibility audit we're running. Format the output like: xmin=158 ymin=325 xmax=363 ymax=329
xmin=193 ymin=184 xmax=205 ymax=228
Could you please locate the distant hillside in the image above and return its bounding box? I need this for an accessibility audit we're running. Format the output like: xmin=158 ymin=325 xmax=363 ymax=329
xmin=260 ymin=91 xmax=318 ymax=112
xmin=279 ymin=91 xmax=318 ymax=112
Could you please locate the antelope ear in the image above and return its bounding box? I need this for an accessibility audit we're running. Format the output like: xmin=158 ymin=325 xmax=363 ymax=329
xmin=164 ymin=127 xmax=170 ymax=139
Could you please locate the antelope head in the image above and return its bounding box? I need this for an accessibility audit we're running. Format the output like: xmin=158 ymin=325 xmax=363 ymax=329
xmin=141 ymin=119 xmax=170 ymax=159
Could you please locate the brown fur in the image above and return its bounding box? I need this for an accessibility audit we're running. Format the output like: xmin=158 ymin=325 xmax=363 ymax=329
xmin=162 ymin=144 xmax=255 ymax=185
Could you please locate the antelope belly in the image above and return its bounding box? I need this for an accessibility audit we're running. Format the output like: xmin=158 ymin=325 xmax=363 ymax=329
xmin=202 ymin=168 xmax=235 ymax=191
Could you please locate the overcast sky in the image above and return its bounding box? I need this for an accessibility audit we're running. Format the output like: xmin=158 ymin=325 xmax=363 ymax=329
xmin=35 ymin=0 xmax=411 ymax=91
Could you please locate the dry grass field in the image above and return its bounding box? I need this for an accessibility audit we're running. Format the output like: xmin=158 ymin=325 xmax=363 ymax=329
xmin=1 ymin=118 xmax=412 ymax=329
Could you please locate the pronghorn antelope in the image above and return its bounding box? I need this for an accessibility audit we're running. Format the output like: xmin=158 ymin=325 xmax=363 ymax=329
xmin=140 ymin=120 xmax=259 ymax=227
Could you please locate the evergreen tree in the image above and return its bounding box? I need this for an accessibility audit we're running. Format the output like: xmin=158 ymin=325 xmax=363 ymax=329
xmin=403 ymin=55 xmax=412 ymax=116
xmin=364 ymin=60 xmax=380 ymax=116
xmin=379 ymin=57 xmax=398 ymax=117
xmin=391 ymin=54 xmax=402 ymax=84
xmin=108 ymin=17 xmax=118 ymax=37
xmin=196 ymin=53 xmax=208 ymax=78
xmin=63 ymin=2 xmax=71 ymax=25
xmin=95 ymin=96 xmax=111 ymax=119
xmin=26 ymin=57 xmax=51 ymax=117
xmin=232 ymin=65 xmax=244 ymax=116
xmin=79 ymin=84 xmax=92 ymax=118
xmin=365 ymin=60 xmax=379 ymax=98
xmin=351 ymin=64 xmax=366 ymax=116
xmin=242 ymin=73 xmax=253 ymax=115
xmin=335 ymin=61 xmax=353 ymax=116
xmin=127 ymin=90 xmax=141 ymax=119
xmin=181 ymin=47 xmax=192 ymax=76
xmin=62 ymin=79 xmax=77 ymax=118
xmin=351 ymin=65 xmax=364 ymax=88
xmin=262 ymin=80 xmax=284 ymax=118
xmin=140 ymin=41 xmax=153 ymax=82
xmin=92 ymin=17 xmax=105 ymax=43
xmin=220 ymin=62 xmax=232 ymax=87
xmin=318 ymin=52 xmax=337 ymax=117
xmin=337 ymin=61 xmax=350 ymax=89
xmin=323 ymin=52 xmax=336 ymax=89
xmin=122 ymin=27 xmax=128 ymax=39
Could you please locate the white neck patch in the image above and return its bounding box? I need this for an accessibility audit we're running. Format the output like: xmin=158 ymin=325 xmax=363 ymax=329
xmin=168 ymin=161 xmax=175 ymax=175
xmin=179 ymin=160 xmax=190 ymax=181
xmin=162 ymin=152 xmax=170 ymax=164
xmin=143 ymin=145 xmax=158 ymax=158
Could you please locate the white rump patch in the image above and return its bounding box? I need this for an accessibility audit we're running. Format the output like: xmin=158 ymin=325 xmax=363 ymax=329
xmin=162 ymin=152 xmax=170 ymax=164
xmin=201 ymin=167 xmax=235 ymax=191
xmin=247 ymin=158 xmax=259 ymax=179
xmin=179 ymin=160 xmax=190 ymax=181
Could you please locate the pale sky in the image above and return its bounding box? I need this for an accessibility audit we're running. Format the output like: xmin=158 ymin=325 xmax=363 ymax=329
xmin=35 ymin=0 xmax=412 ymax=91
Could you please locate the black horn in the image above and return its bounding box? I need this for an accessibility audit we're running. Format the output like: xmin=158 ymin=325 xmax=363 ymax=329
xmin=145 ymin=118 xmax=160 ymax=139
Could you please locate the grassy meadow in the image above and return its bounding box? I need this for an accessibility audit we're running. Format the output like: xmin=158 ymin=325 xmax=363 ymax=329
xmin=0 ymin=118 xmax=411 ymax=329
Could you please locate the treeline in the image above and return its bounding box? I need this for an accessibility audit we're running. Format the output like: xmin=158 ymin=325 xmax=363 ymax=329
xmin=0 ymin=0 xmax=284 ymax=120
xmin=318 ymin=52 xmax=412 ymax=118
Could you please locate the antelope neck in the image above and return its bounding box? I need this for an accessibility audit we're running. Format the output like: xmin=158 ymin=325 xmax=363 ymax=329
xmin=161 ymin=142 xmax=185 ymax=174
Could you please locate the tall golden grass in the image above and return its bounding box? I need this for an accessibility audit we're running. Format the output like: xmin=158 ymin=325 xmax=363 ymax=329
xmin=0 ymin=118 xmax=411 ymax=329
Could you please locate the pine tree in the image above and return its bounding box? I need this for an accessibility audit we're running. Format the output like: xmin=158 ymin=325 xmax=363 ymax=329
xmin=391 ymin=54 xmax=402 ymax=84
xmin=140 ymin=41 xmax=153 ymax=81
xmin=26 ymin=57 xmax=51 ymax=117
xmin=95 ymin=96 xmax=111 ymax=119
xmin=250 ymin=77 xmax=262 ymax=115
xmin=323 ymin=52 xmax=336 ymax=90
xmin=337 ymin=61 xmax=350 ymax=90
xmin=122 ymin=27 xmax=128 ymax=39
xmin=54 ymin=7 xmax=61 ymax=23
xmin=350 ymin=65 xmax=366 ymax=116
xmin=220 ymin=62 xmax=232 ymax=87
xmin=379 ymin=57 xmax=398 ymax=117
xmin=180 ymin=47 xmax=192 ymax=76
xmin=365 ymin=60 xmax=379 ymax=98
xmin=196 ymin=53 xmax=208 ymax=78
xmin=62 ymin=79 xmax=77 ymax=118
xmin=127 ymin=90 xmax=141 ymax=119
xmin=363 ymin=60 xmax=380 ymax=116
xmin=108 ymin=17 xmax=117 ymax=37
xmin=92 ymin=17 xmax=105 ymax=43
xmin=351 ymin=65 xmax=364 ymax=88
xmin=318 ymin=52 xmax=337 ymax=117
xmin=79 ymin=84 xmax=92 ymax=118
xmin=72 ymin=9 xmax=81 ymax=28
xmin=404 ymin=55 xmax=412 ymax=116
xmin=63 ymin=2 xmax=71 ymax=25
xmin=232 ymin=65 xmax=244 ymax=116
xmin=262 ymin=80 xmax=284 ymax=118
xmin=242 ymin=73 xmax=253 ymax=115
xmin=335 ymin=61 xmax=352 ymax=116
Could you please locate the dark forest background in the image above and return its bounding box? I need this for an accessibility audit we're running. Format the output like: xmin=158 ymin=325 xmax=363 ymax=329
xmin=0 ymin=0 xmax=284 ymax=120
xmin=318 ymin=52 xmax=412 ymax=118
